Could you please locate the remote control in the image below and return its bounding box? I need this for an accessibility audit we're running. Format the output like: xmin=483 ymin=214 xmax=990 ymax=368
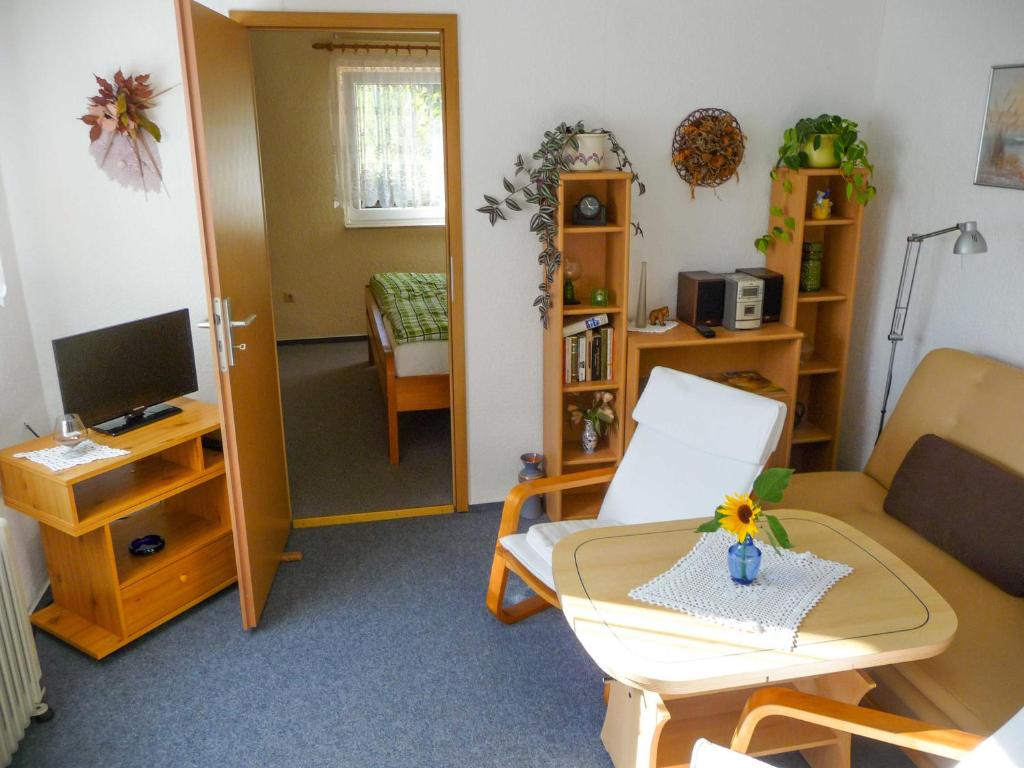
xmin=695 ymin=323 xmax=716 ymax=338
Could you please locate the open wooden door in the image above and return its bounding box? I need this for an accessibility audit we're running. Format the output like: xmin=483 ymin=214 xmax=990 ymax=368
xmin=175 ymin=0 xmax=292 ymax=628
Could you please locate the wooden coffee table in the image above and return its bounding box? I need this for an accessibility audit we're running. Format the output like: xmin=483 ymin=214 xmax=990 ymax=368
xmin=553 ymin=509 xmax=957 ymax=768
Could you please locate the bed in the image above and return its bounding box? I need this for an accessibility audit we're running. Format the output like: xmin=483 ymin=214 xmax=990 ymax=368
xmin=365 ymin=273 xmax=450 ymax=464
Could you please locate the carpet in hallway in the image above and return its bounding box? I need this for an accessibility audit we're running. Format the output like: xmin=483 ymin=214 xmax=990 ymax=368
xmin=278 ymin=341 xmax=452 ymax=517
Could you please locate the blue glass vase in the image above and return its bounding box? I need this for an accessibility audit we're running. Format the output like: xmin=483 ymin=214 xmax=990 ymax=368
xmin=728 ymin=535 xmax=762 ymax=585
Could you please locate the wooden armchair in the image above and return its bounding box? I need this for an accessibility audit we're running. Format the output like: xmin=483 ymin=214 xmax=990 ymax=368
xmin=689 ymin=687 xmax=1021 ymax=767
xmin=486 ymin=366 xmax=788 ymax=624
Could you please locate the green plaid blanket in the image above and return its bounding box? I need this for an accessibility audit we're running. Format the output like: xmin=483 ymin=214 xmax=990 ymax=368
xmin=370 ymin=272 xmax=448 ymax=345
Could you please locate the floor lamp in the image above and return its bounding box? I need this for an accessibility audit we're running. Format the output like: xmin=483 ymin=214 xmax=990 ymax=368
xmin=877 ymin=221 xmax=988 ymax=441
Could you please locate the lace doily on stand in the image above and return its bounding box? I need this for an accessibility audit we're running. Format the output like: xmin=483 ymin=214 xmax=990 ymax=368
xmin=629 ymin=529 xmax=853 ymax=650
xmin=14 ymin=440 xmax=130 ymax=472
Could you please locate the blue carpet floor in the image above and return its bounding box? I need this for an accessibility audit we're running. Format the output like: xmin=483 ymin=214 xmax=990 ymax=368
xmin=13 ymin=511 xmax=913 ymax=768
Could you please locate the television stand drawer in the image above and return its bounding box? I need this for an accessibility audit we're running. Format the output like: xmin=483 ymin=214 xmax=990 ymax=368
xmin=121 ymin=534 xmax=236 ymax=637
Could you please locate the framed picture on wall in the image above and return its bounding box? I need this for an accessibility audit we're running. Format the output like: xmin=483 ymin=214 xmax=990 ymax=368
xmin=975 ymin=63 xmax=1024 ymax=190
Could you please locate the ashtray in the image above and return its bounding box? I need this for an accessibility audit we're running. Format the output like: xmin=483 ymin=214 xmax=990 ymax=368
xmin=129 ymin=534 xmax=165 ymax=556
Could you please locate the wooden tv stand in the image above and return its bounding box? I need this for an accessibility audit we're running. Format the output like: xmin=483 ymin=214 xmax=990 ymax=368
xmin=0 ymin=398 xmax=235 ymax=659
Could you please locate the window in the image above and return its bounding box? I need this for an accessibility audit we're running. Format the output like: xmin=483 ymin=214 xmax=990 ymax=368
xmin=334 ymin=55 xmax=445 ymax=228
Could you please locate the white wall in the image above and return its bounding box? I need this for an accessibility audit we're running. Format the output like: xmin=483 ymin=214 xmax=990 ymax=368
xmin=0 ymin=0 xmax=218 ymax=421
xmin=0 ymin=164 xmax=51 ymax=606
xmin=0 ymin=0 xmax=219 ymax=602
xmin=0 ymin=0 xmax=890 ymax=514
xmin=200 ymin=0 xmax=886 ymax=502
xmin=838 ymin=0 xmax=1024 ymax=470
xmin=25 ymin=0 xmax=1021 ymax=515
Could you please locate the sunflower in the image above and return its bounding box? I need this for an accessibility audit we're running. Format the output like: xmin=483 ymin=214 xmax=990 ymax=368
xmin=717 ymin=493 xmax=761 ymax=542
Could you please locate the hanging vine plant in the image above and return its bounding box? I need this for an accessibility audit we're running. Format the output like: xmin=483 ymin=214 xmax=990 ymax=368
xmin=477 ymin=121 xmax=645 ymax=326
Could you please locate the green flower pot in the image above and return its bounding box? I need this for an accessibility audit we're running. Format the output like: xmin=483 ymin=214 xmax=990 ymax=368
xmin=803 ymin=133 xmax=839 ymax=168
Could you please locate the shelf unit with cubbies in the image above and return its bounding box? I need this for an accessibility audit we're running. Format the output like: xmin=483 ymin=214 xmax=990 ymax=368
xmin=0 ymin=398 xmax=235 ymax=659
xmin=766 ymin=168 xmax=866 ymax=471
xmin=623 ymin=323 xmax=803 ymax=470
xmin=543 ymin=171 xmax=632 ymax=521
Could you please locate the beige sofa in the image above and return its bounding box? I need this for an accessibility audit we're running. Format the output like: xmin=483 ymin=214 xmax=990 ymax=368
xmin=782 ymin=348 xmax=1024 ymax=738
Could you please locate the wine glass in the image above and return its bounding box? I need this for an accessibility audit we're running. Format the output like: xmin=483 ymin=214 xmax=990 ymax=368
xmin=53 ymin=414 xmax=87 ymax=448
xmin=564 ymin=255 xmax=583 ymax=305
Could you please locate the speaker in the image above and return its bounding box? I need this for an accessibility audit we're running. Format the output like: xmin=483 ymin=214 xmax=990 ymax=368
xmin=737 ymin=267 xmax=783 ymax=323
xmin=677 ymin=271 xmax=725 ymax=327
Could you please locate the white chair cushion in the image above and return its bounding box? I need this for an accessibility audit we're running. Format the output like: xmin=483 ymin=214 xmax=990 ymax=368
xmin=599 ymin=424 xmax=765 ymax=525
xmin=633 ymin=366 xmax=787 ymax=466
xmin=504 ymin=366 xmax=786 ymax=594
xmin=598 ymin=367 xmax=786 ymax=525
xmin=958 ymin=706 xmax=1024 ymax=768
xmin=689 ymin=739 xmax=770 ymax=768
xmin=501 ymin=519 xmax=620 ymax=591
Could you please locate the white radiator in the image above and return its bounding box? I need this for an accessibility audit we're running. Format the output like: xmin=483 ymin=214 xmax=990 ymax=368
xmin=0 ymin=519 xmax=47 ymax=767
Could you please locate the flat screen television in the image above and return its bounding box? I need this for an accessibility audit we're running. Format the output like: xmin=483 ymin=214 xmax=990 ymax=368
xmin=52 ymin=309 xmax=199 ymax=436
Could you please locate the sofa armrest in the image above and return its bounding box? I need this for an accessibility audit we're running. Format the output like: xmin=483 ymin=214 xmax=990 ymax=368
xmin=495 ymin=467 xmax=616 ymax=540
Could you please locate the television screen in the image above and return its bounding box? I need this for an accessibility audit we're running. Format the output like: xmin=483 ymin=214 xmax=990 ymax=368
xmin=52 ymin=309 xmax=198 ymax=428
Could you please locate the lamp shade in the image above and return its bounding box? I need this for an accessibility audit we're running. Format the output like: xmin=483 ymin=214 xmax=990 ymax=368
xmin=954 ymin=221 xmax=988 ymax=255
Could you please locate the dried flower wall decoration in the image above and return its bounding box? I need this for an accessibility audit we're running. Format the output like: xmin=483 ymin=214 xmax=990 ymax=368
xmin=671 ymin=108 xmax=745 ymax=198
xmin=80 ymin=71 xmax=169 ymax=194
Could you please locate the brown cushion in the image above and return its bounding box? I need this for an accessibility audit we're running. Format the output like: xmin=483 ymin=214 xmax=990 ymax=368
xmin=884 ymin=434 xmax=1024 ymax=596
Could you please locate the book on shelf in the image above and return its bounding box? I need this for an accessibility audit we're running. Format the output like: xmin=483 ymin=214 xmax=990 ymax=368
xmin=564 ymin=327 xmax=614 ymax=384
xmin=603 ymin=327 xmax=613 ymax=381
xmin=563 ymin=314 xmax=609 ymax=337
xmin=700 ymin=370 xmax=788 ymax=401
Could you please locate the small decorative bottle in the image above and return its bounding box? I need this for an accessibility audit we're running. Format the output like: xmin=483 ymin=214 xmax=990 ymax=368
xmin=811 ymin=189 xmax=833 ymax=220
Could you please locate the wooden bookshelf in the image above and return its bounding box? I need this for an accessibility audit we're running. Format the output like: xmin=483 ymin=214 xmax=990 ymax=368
xmin=624 ymin=323 xmax=803 ymax=469
xmin=766 ymin=168 xmax=867 ymax=471
xmin=543 ymin=171 xmax=632 ymax=521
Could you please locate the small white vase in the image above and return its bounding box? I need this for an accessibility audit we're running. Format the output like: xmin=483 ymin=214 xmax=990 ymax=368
xmin=581 ymin=421 xmax=599 ymax=454
xmin=565 ymin=133 xmax=607 ymax=172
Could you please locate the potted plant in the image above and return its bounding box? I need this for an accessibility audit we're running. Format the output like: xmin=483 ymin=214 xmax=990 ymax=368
xmin=755 ymin=114 xmax=876 ymax=253
xmin=565 ymin=131 xmax=608 ymax=171
xmin=567 ymin=391 xmax=615 ymax=454
xmin=477 ymin=121 xmax=645 ymax=326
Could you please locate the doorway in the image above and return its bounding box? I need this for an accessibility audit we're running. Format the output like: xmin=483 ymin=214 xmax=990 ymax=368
xmin=247 ymin=24 xmax=462 ymax=525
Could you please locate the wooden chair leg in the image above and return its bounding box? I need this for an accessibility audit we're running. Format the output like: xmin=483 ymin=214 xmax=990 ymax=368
xmin=486 ymin=551 xmax=552 ymax=624
xmin=387 ymin=385 xmax=399 ymax=465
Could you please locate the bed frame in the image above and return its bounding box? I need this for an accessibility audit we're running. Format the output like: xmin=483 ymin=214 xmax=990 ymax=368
xmin=365 ymin=286 xmax=450 ymax=464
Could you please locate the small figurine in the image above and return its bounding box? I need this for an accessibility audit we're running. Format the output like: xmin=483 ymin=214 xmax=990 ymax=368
xmin=811 ymin=189 xmax=833 ymax=220
xmin=648 ymin=306 xmax=670 ymax=326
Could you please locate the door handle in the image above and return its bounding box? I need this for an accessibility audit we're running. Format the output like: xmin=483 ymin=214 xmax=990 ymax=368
xmin=207 ymin=298 xmax=255 ymax=372
xmin=230 ymin=314 xmax=256 ymax=328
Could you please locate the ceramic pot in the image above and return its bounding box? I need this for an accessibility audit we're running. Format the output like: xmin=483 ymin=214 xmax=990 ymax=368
xmin=802 ymin=133 xmax=839 ymax=168
xmin=581 ymin=420 xmax=599 ymax=454
xmin=728 ymin=535 xmax=762 ymax=585
xmin=564 ymin=132 xmax=607 ymax=172
xmin=517 ymin=453 xmax=545 ymax=520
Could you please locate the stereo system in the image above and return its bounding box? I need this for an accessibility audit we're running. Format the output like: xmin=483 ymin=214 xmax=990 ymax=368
xmin=722 ymin=273 xmax=764 ymax=330
xmin=737 ymin=267 xmax=783 ymax=323
xmin=676 ymin=268 xmax=784 ymax=330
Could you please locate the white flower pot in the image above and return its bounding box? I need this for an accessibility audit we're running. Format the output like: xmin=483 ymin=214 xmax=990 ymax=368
xmin=564 ymin=132 xmax=607 ymax=172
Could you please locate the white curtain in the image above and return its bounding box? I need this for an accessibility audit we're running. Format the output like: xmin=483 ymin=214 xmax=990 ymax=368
xmin=329 ymin=50 xmax=444 ymax=224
